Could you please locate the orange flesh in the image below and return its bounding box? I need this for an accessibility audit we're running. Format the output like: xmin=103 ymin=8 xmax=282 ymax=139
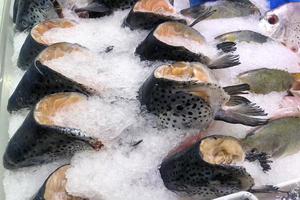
xmin=31 ymin=20 xmax=75 ymax=44
xmin=44 ymin=165 xmax=83 ymax=200
xmin=200 ymin=137 xmax=245 ymax=165
xmin=154 ymin=22 xmax=205 ymax=45
xmin=35 ymin=93 xmax=86 ymax=126
xmin=39 ymin=43 xmax=84 ymax=64
xmin=155 ymin=62 xmax=209 ymax=82
xmin=134 ymin=0 xmax=176 ymax=14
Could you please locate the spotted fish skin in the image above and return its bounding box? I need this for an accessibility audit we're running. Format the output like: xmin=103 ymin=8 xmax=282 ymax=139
xmin=139 ymin=62 xmax=268 ymax=129
xmin=15 ymin=0 xmax=59 ymax=31
xmin=3 ymin=111 xmax=96 ymax=169
xmin=18 ymin=32 xmax=48 ymax=70
xmin=159 ymin=140 xmax=254 ymax=200
xmin=139 ymin=73 xmax=225 ymax=130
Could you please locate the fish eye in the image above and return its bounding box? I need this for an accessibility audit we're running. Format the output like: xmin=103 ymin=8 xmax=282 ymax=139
xmin=267 ymin=14 xmax=279 ymax=25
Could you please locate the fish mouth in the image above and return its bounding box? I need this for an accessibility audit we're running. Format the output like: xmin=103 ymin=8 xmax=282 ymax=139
xmin=199 ymin=136 xmax=245 ymax=165
xmin=34 ymin=92 xmax=87 ymax=126
xmin=154 ymin=62 xmax=214 ymax=83
xmin=153 ymin=22 xmax=205 ymax=48
xmin=31 ymin=19 xmax=76 ymax=45
xmin=133 ymin=0 xmax=176 ymax=15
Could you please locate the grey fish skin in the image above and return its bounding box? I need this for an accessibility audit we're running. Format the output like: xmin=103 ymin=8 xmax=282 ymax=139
xmin=15 ymin=0 xmax=59 ymax=31
xmin=180 ymin=0 xmax=261 ymax=20
xmin=237 ymin=68 xmax=294 ymax=94
xmin=260 ymin=3 xmax=300 ymax=53
xmin=159 ymin=136 xmax=254 ymax=200
xmin=242 ymin=116 xmax=300 ymax=159
xmin=215 ymin=30 xmax=274 ymax=44
xmin=96 ymin=0 xmax=138 ymax=10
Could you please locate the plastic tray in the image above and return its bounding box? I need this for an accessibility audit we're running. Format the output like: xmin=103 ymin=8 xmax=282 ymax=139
xmin=0 ymin=0 xmax=299 ymax=199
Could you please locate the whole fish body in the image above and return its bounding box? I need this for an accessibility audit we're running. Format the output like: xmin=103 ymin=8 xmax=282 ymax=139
xmin=215 ymin=30 xmax=274 ymax=44
xmin=181 ymin=0 xmax=261 ymax=20
xmin=260 ymin=3 xmax=300 ymax=53
xmin=242 ymin=116 xmax=300 ymax=158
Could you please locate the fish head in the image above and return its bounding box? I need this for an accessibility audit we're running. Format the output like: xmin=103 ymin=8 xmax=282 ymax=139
xmin=155 ymin=62 xmax=228 ymax=113
xmin=159 ymin=135 xmax=253 ymax=198
xmin=199 ymin=135 xmax=254 ymax=192
xmin=259 ymin=6 xmax=288 ymax=41
xmin=15 ymin=0 xmax=59 ymax=31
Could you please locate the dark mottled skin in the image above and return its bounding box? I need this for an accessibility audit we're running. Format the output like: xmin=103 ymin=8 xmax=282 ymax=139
xmin=17 ymin=32 xmax=48 ymax=70
xmin=136 ymin=30 xmax=210 ymax=64
xmin=139 ymin=73 xmax=224 ymax=130
xmin=14 ymin=0 xmax=59 ymax=31
xmin=3 ymin=111 xmax=97 ymax=169
xmin=96 ymin=0 xmax=138 ymax=10
xmin=124 ymin=9 xmax=186 ymax=30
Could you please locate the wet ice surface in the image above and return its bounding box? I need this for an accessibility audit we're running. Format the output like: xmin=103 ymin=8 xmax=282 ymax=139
xmin=4 ymin=0 xmax=300 ymax=200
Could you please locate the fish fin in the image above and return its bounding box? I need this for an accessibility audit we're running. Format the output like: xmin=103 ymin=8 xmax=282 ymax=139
xmin=216 ymin=42 xmax=237 ymax=53
xmin=245 ymin=151 xmax=273 ymax=172
xmin=226 ymin=95 xmax=251 ymax=106
xmin=208 ymin=54 xmax=240 ymax=69
xmin=223 ymin=84 xmax=250 ymax=95
xmin=180 ymin=5 xmax=214 ymax=19
xmin=226 ymin=96 xmax=267 ymax=116
xmin=188 ymin=7 xmax=216 ymax=27
xmin=215 ymin=108 xmax=269 ymax=127
xmin=74 ymin=2 xmax=112 ymax=17
xmin=249 ymin=185 xmax=284 ymax=194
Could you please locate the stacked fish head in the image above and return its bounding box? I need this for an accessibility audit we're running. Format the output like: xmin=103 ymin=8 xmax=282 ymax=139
xmin=18 ymin=18 xmax=77 ymax=70
xmin=124 ymin=0 xmax=189 ymax=30
xmin=9 ymin=42 xmax=95 ymax=112
xmin=4 ymin=92 xmax=102 ymax=170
